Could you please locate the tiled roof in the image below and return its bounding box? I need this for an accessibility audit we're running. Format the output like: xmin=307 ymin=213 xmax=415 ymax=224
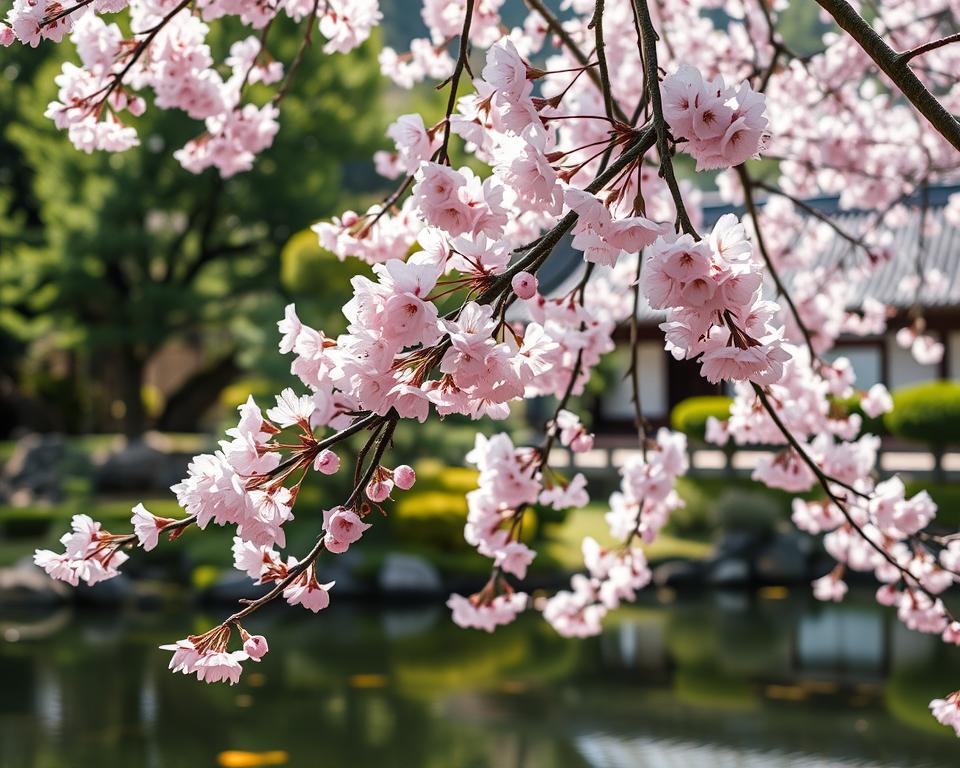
xmin=531 ymin=184 xmax=960 ymax=322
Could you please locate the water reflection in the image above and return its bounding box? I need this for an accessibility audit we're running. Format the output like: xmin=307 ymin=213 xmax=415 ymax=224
xmin=0 ymin=591 xmax=957 ymax=768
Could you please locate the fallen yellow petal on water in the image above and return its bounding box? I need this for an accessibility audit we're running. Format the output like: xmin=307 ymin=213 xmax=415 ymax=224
xmin=216 ymin=750 xmax=289 ymax=767
xmin=348 ymin=673 xmax=389 ymax=688
xmin=758 ymin=586 xmax=789 ymax=600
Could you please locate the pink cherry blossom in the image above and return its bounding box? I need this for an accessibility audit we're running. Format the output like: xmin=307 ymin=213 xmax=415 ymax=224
xmin=511 ymin=271 xmax=538 ymax=300
xmin=393 ymin=464 xmax=417 ymax=490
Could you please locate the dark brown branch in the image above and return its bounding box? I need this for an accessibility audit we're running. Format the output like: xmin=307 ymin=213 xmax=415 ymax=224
xmin=814 ymin=0 xmax=960 ymax=151
xmin=523 ymin=0 xmax=630 ymax=123
xmin=735 ymin=164 xmax=819 ymax=363
xmin=898 ymin=30 xmax=960 ymax=63
xmin=437 ymin=0 xmax=476 ymax=164
xmin=589 ymin=0 xmax=616 ymax=123
xmin=632 ymin=0 xmax=699 ymax=238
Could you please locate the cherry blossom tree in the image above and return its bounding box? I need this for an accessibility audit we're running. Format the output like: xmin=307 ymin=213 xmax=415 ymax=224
xmin=7 ymin=0 xmax=960 ymax=736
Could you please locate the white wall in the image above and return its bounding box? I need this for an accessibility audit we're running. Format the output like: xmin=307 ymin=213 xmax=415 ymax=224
xmin=601 ymin=343 xmax=667 ymax=419
xmin=949 ymin=331 xmax=960 ymax=381
xmin=886 ymin=334 xmax=941 ymax=389
xmin=824 ymin=344 xmax=883 ymax=389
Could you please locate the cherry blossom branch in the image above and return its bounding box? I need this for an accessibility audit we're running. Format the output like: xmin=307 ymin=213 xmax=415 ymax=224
xmin=110 ymin=513 xmax=198 ymax=549
xmin=273 ymin=0 xmax=321 ymax=104
xmin=437 ymin=0 xmax=476 ymax=164
xmin=751 ymin=179 xmax=879 ymax=260
xmin=735 ymin=165 xmax=819 ymax=363
xmin=747 ymin=383 xmax=949 ymax=607
xmin=633 ymin=0 xmax=699 ymax=238
xmin=39 ymin=0 xmax=95 ymax=27
xmin=589 ymin=0 xmax=616 ymax=123
xmin=345 ymin=412 xmax=398 ymax=508
xmin=898 ymin=31 xmax=960 ymax=63
xmin=228 ymin=537 xmax=327 ymax=621
xmin=523 ymin=0 xmax=630 ymax=123
xmin=475 ymin=125 xmax=657 ymax=304
xmin=814 ymin=0 xmax=960 ymax=151
xmin=750 ymin=383 xmax=867 ymax=501
xmin=627 ymin=256 xmax=649 ymax=456
xmin=85 ymin=0 xmax=192 ymax=111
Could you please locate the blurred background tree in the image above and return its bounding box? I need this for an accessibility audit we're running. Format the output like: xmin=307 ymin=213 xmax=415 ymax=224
xmin=0 ymin=20 xmax=385 ymax=438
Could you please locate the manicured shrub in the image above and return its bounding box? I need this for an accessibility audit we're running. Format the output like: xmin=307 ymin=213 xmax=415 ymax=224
xmin=389 ymin=460 xmax=539 ymax=550
xmin=670 ymin=396 xmax=733 ymax=442
xmin=713 ymin=489 xmax=783 ymax=535
xmin=832 ymin=394 xmax=885 ymax=436
xmin=885 ymin=381 xmax=960 ymax=447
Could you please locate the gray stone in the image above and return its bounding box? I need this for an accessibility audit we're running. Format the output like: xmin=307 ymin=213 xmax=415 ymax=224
xmin=92 ymin=439 xmax=194 ymax=493
xmin=0 ymin=433 xmax=69 ymax=506
xmin=93 ymin=439 xmax=165 ymax=492
xmin=707 ymin=557 xmax=751 ymax=587
xmin=754 ymin=532 xmax=813 ymax=584
xmin=0 ymin=561 xmax=70 ymax=606
xmin=378 ymin=553 xmax=443 ymax=594
xmin=715 ymin=531 xmax=763 ymax=559
xmin=652 ymin=559 xmax=703 ymax=588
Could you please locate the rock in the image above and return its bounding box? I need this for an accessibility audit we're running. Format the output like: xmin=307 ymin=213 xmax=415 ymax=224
xmin=0 ymin=561 xmax=70 ymax=606
xmin=92 ymin=439 xmax=193 ymax=493
xmin=754 ymin=532 xmax=813 ymax=584
xmin=93 ymin=439 xmax=164 ymax=492
xmin=706 ymin=557 xmax=750 ymax=587
xmin=378 ymin=553 xmax=443 ymax=595
xmin=0 ymin=433 xmax=69 ymax=506
xmin=652 ymin=560 xmax=704 ymax=588
xmin=714 ymin=530 xmax=764 ymax=559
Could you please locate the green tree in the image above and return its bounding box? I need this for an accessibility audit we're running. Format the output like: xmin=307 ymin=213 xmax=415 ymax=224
xmin=0 ymin=21 xmax=385 ymax=437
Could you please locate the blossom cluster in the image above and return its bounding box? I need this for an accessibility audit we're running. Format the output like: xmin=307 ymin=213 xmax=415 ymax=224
xmin=642 ymin=213 xmax=789 ymax=386
xmin=541 ymin=429 xmax=688 ymax=638
xmin=661 ymin=65 xmax=770 ymax=171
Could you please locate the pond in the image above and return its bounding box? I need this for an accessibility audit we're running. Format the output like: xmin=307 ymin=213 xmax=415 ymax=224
xmin=1 ymin=589 xmax=958 ymax=767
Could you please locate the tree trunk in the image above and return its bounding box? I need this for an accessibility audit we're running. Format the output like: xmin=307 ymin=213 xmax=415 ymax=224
xmin=118 ymin=347 xmax=148 ymax=439
xmin=157 ymin=354 xmax=241 ymax=433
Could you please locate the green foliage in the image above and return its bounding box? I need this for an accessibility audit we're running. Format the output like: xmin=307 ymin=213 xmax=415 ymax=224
xmin=0 ymin=24 xmax=386 ymax=434
xmin=832 ymin=393 xmax=885 ymax=436
xmin=670 ymin=396 xmax=733 ymax=442
xmin=280 ymin=228 xmax=372 ymax=337
xmin=667 ymin=476 xmax=798 ymax=536
xmin=885 ymin=381 xmax=960 ymax=446
xmin=904 ymin=481 xmax=960 ymax=528
xmin=390 ymin=459 xmax=538 ymax=551
xmin=713 ymin=489 xmax=783 ymax=535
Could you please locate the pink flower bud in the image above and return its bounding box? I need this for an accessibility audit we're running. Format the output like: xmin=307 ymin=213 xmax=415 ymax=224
xmin=243 ymin=634 xmax=269 ymax=660
xmin=314 ymin=449 xmax=341 ymax=475
xmin=393 ymin=464 xmax=416 ymax=490
xmin=511 ymin=271 xmax=538 ymax=300
xmin=569 ymin=433 xmax=594 ymax=453
xmin=127 ymin=96 xmax=146 ymax=117
xmin=0 ymin=26 xmax=14 ymax=47
xmin=366 ymin=478 xmax=393 ymax=503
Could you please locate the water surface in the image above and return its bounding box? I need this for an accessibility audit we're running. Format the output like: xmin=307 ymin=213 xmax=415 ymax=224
xmin=1 ymin=590 xmax=958 ymax=767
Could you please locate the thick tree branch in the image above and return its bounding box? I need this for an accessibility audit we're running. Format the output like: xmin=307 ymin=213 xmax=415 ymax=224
xmin=814 ymin=0 xmax=960 ymax=151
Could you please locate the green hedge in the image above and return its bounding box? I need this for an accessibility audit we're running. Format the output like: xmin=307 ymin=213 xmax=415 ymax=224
xmin=670 ymin=396 xmax=733 ymax=442
xmin=832 ymin=394 xmax=885 ymax=436
xmin=390 ymin=459 xmax=540 ymax=550
xmin=885 ymin=381 xmax=960 ymax=447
